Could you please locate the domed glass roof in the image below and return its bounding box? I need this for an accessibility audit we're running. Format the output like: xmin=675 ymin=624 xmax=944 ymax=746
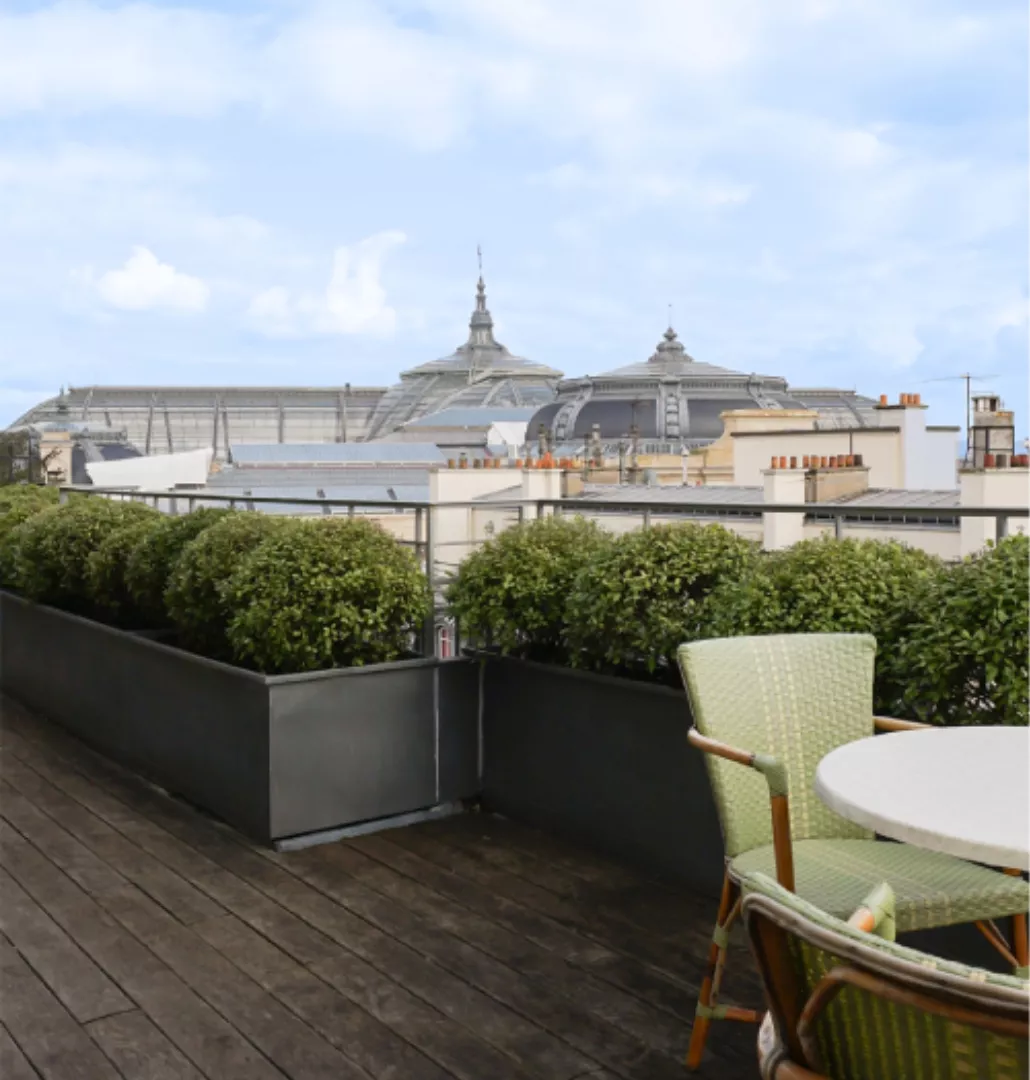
xmin=363 ymin=276 xmax=562 ymax=440
xmin=528 ymin=325 xmax=877 ymax=448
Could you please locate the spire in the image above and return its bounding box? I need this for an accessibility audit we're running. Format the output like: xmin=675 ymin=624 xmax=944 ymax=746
xmin=649 ymin=324 xmax=689 ymax=364
xmin=467 ymin=248 xmax=496 ymax=346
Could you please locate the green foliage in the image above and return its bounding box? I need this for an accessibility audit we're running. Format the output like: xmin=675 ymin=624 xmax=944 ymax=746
xmin=878 ymin=535 xmax=1029 ymax=726
xmin=0 ymin=489 xmax=61 ymax=588
xmin=566 ymin=522 xmax=758 ymax=678
xmin=85 ymin=517 xmax=166 ymax=627
xmin=12 ymin=499 xmax=157 ymax=611
xmin=697 ymin=536 xmax=943 ymax=712
xmin=166 ymin=513 xmax=294 ymax=659
xmin=124 ymin=508 xmax=233 ymax=627
xmin=0 ymin=484 xmax=59 ymax=510
xmin=698 ymin=536 xmax=940 ymax=638
xmin=445 ymin=515 xmax=612 ymax=659
xmin=224 ymin=518 xmax=432 ymax=674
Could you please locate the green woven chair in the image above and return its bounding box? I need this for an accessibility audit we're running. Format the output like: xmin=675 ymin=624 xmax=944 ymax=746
xmin=677 ymin=633 xmax=1029 ymax=1070
xmin=741 ymin=871 xmax=1029 ymax=1079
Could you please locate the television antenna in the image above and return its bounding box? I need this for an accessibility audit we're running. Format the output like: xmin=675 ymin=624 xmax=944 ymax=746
xmin=921 ymin=373 xmax=999 ymax=464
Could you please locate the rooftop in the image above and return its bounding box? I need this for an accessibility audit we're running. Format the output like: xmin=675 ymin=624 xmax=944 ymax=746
xmin=0 ymin=694 xmax=763 ymax=1080
xmin=230 ymin=443 xmax=449 ymax=465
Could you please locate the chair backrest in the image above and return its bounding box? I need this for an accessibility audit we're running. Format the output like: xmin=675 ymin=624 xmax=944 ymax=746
xmin=678 ymin=634 xmax=875 ymax=856
xmin=741 ymin=872 xmax=1030 ymax=1080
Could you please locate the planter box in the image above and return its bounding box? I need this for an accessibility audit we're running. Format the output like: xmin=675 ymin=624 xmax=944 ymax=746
xmin=0 ymin=591 xmax=478 ymax=843
xmin=479 ymin=655 xmax=726 ymax=897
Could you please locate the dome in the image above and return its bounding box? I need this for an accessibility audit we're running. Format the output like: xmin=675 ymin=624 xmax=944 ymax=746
xmin=363 ymin=275 xmax=562 ymax=440
xmin=527 ymin=325 xmax=878 ymax=449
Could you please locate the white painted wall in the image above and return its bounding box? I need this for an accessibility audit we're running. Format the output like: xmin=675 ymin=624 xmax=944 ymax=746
xmin=733 ymin=431 xmax=901 ymax=487
xmin=731 ymin=407 xmax=960 ymax=491
xmin=959 ymin=468 xmax=1030 ymax=555
xmin=86 ymin=448 xmax=213 ymax=489
xmin=762 ymin=468 xmax=806 ymax=550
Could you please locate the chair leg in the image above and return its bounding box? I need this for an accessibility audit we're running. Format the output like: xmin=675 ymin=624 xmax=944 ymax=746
xmin=1012 ymin=913 xmax=1028 ymax=968
xmin=686 ymin=872 xmax=760 ymax=1069
xmin=1004 ymin=869 xmax=1028 ymax=969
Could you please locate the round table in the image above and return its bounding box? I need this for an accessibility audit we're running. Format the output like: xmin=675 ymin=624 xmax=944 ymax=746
xmin=814 ymin=727 xmax=1030 ymax=871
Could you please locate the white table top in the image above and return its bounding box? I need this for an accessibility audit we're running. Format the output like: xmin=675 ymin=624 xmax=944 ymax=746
xmin=815 ymin=727 xmax=1030 ymax=871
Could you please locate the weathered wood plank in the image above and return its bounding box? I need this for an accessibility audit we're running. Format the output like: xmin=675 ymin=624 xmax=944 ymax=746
xmin=383 ymin=827 xmax=708 ymax=977
xmin=267 ymin=844 xmax=687 ymax=1079
xmin=0 ymin=796 xmax=294 ymax=1080
xmin=84 ymin=1010 xmax=205 ymax=1080
xmin=0 ymin=783 xmax=370 ymax=1080
xmin=0 ymin=727 xmax=531 ymax=1080
xmin=0 ymin=1022 xmax=44 ymax=1080
xmin=0 ymin=867 xmax=132 ymax=1023
xmin=351 ymin=834 xmax=700 ymax=1019
xmin=288 ymin=839 xmax=686 ymax=1055
xmin=0 ymin=695 xmax=764 ymax=1080
xmin=0 ymin=936 xmax=121 ymax=1080
xmin=2 ymin=738 xmax=224 ymax=927
xmin=2 ymin=720 xmax=589 ymax=1080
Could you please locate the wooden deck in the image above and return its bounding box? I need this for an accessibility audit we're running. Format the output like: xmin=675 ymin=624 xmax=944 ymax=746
xmin=0 ymin=694 xmax=763 ymax=1079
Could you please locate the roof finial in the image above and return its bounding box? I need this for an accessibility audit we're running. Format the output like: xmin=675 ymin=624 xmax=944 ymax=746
xmin=477 ymin=243 xmax=483 ymax=278
xmin=668 ymin=302 xmax=673 ymax=330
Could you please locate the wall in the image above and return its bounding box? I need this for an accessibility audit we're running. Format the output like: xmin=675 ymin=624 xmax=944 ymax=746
xmin=733 ymin=430 xmax=902 ymax=487
xmin=429 ymin=467 xmax=523 ymax=577
xmin=86 ymin=447 xmax=214 ymax=488
xmin=958 ymin=468 xmax=1030 ymax=556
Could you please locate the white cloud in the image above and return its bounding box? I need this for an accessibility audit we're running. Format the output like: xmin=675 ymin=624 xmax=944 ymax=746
xmin=247 ymin=231 xmax=407 ymax=338
xmin=88 ymin=247 xmax=209 ymax=312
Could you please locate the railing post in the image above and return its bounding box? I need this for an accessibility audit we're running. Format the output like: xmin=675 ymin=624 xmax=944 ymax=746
xmin=423 ymin=506 xmax=436 ymax=659
xmin=834 ymin=514 xmax=844 ymax=540
xmin=996 ymin=514 xmax=1009 ymax=541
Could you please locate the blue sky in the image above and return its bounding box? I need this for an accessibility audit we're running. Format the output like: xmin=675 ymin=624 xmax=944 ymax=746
xmin=0 ymin=0 xmax=1026 ymax=438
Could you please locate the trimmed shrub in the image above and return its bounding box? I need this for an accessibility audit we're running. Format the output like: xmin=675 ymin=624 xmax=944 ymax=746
xmin=445 ymin=515 xmax=612 ymax=660
xmin=566 ymin=522 xmax=759 ymax=679
xmin=0 ymin=490 xmax=61 ymax=588
xmin=85 ymin=517 xmax=166 ymax=628
xmin=0 ymin=484 xmax=59 ymax=511
xmin=878 ymin=535 xmax=1029 ymax=726
xmin=11 ymin=499 xmax=157 ymax=611
xmin=125 ymin=508 xmax=233 ymax=627
xmin=224 ymin=518 xmax=432 ymax=674
xmin=166 ymin=513 xmax=294 ymax=659
xmin=697 ymin=536 xmax=943 ymax=712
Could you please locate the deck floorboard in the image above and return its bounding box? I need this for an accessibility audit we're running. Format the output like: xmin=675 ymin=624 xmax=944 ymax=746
xmin=0 ymin=693 xmax=764 ymax=1079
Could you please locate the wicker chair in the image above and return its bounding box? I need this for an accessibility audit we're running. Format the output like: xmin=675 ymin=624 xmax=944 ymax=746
xmin=677 ymin=633 xmax=1029 ymax=1069
xmin=741 ymin=871 xmax=1030 ymax=1079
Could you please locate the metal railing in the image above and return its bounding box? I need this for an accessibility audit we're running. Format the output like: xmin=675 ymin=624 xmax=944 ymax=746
xmin=59 ymin=484 xmax=1030 ymax=657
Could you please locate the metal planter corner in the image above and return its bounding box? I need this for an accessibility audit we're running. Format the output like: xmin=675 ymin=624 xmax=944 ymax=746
xmin=0 ymin=591 xmax=479 ymax=844
xmin=478 ymin=654 xmax=726 ymax=897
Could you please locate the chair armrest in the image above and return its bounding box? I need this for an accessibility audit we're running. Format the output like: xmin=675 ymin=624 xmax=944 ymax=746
xmin=687 ymin=729 xmax=788 ymax=795
xmin=847 ymin=881 xmax=896 ymax=941
xmin=874 ymin=715 xmax=930 ymax=732
xmin=688 ymin=727 xmax=795 ymax=891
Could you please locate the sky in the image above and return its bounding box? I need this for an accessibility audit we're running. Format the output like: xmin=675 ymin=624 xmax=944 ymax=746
xmin=0 ymin=0 xmax=1027 ymax=439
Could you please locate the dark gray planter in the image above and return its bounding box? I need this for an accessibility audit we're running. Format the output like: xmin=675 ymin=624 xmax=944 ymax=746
xmin=479 ymin=655 xmax=726 ymax=898
xmin=0 ymin=591 xmax=478 ymax=843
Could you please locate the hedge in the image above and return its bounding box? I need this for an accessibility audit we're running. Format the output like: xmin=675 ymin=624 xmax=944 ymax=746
xmin=166 ymin=513 xmax=295 ymax=659
xmin=696 ymin=536 xmax=943 ymax=712
xmin=565 ymin=522 xmax=758 ymax=679
xmin=445 ymin=515 xmax=611 ymax=661
xmin=224 ymin=517 xmax=432 ymax=674
xmin=0 ymin=488 xmax=61 ymax=588
xmin=877 ymin=535 xmax=1028 ymax=726
xmin=11 ymin=499 xmax=158 ymax=613
xmin=85 ymin=516 xmax=166 ymax=628
xmin=124 ymin=507 xmax=233 ymax=627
